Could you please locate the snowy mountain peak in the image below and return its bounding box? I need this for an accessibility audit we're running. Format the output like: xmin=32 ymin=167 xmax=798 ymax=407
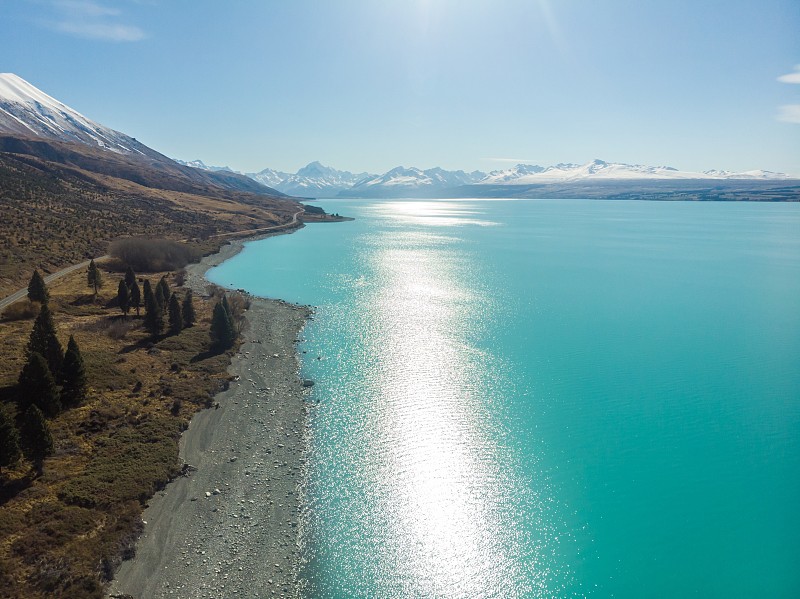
xmin=0 ymin=73 xmax=150 ymax=156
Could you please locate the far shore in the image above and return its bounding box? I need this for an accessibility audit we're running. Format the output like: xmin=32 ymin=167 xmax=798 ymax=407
xmin=110 ymin=225 xmax=312 ymax=599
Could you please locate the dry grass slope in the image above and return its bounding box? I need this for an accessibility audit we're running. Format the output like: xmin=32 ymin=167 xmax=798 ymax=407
xmin=0 ymin=265 xmax=241 ymax=598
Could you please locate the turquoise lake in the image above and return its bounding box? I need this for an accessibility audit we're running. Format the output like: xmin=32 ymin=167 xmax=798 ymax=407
xmin=208 ymin=199 xmax=800 ymax=597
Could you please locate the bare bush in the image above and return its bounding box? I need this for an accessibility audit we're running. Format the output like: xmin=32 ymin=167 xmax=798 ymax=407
xmin=2 ymin=299 xmax=39 ymax=321
xmin=106 ymin=319 xmax=135 ymax=340
xmin=108 ymin=238 xmax=202 ymax=272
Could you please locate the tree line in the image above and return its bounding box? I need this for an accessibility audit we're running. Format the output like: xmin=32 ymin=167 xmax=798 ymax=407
xmin=2 ymin=261 xmax=239 ymax=477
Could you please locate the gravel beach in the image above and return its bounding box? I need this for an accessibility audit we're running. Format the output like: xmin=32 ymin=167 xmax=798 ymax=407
xmin=110 ymin=234 xmax=311 ymax=598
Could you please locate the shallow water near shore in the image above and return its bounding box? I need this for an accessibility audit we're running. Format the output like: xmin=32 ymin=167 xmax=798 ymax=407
xmin=208 ymin=199 xmax=800 ymax=597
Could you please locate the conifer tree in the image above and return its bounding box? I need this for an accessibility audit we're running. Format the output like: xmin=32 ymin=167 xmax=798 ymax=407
xmin=129 ymin=279 xmax=141 ymax=316
xmin=27 ymin=270 xmax=48 ymax=304
xmin=18 ymin=352 xmax=61 ymax=417
xmin=87 ymin=259 xmax=102 ymax=294
xmin=27 ymin=304 xmax=63 ymax=376
xmin=182 ymin=289 xmax=196 ymax=328
xmin=117 ymin=280 xmax=130 ymax=317
xmin=60 ymin=335 xmax=87 ymax=408
xmin=156 ymin=277 xmax=170 ymax=313
xmin=221 ymin=295 xmax=236 ymax=334
xmin=210 ymin=300 xmax=236 ymax=350
xmin=168 ymin=293 xmax=183 ymax=335
xmin=124 ymin=266 xmax=137 ymax=288
xmin=20 ymin=405 xmax=53 ymax=474
xmin=143 ymin=280 xmax=164 ymax=337
xmin=143 ymin=279 xmax=154 ymax=309
xmin=0 ymin=410 xmax=21 ymax=475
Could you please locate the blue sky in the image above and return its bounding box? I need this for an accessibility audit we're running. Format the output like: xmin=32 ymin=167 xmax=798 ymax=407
xmin=1 ymin=0 xmax=799 ymax=175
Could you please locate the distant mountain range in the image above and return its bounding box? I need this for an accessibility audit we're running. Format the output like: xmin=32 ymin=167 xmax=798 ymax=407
xmin=3 ymin=73 xmax=793 ymax=203
xmin=179 ymin=157 xmax=798 ymax=200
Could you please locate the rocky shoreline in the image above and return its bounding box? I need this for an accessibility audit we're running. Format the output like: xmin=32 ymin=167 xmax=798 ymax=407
xmin=110 ymin=231 xmax=311 ymax=598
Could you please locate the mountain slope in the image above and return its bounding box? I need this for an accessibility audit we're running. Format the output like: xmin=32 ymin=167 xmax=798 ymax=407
xmin=0 ymin=73 xmax=285 ymax=197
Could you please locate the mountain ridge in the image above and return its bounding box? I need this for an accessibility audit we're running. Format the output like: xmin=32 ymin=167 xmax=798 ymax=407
xmin=0 ymin=73 xmax=286 ymax=198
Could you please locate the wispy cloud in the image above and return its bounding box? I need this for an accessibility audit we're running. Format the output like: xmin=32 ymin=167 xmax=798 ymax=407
xmin=777 ymin=104 xmax=800 ymax=124
xmin=46 ymin=0 xmax=145 ymax=42
xmin=777 ymin=65 xmax=800 ymax=84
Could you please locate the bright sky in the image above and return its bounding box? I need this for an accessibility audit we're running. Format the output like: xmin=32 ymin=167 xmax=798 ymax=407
xmin=1 ymin=0 xmax=799 ymax=175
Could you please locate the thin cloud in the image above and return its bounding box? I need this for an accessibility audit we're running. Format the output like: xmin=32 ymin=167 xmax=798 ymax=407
xmin=47 ymin=0 xmax=145 ymax=42
xmin=777 ymin=65 xmax=800 ymax=84
xmin=53 ymin=0 xmax=120 ymax=18
xmin=777 ymin=104 xmax=800 ymax=124
xmin=54 ymin=20 xmax=144 ymax=41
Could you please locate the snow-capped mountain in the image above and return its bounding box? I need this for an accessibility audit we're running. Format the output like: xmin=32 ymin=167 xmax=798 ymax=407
xmin=479 ymin=159 xmax=794 ymax=184
xmin=0 ymin=73 xmax=161 ymax=158
xmin=247 ymin=167 xmax=292 ymax=190
xmin=243 ymin=161 xmax=371 ymax=196
xmin=0 ymin=73 xmax=284 ymax=196
xmin=173 ymin=158 xmax=235 ymax=173
xmin=341 ymin=166 xmax=485 ymax=197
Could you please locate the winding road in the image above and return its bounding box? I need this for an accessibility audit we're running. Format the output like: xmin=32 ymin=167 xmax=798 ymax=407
xmin=0 ymin=207 xmax=305 ymax=312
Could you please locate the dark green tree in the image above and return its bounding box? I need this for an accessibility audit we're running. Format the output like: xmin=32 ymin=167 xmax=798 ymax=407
xmin=87 ymin=259 xmax=102 ymax=295
xmin=27 ymin=270 xmax=48 ymax=304
xmin=210 ymin=300 xmax=236 ymax=350
xmin=0 ymin=410 xmax=21 ymax=475
xmin=156 ymin=277 xmax=170 ymax=312
xmin=27 ymin=304 xmax=63 ymax=376
xmin=142 ymin=279 xmax=154 ymax=309
xmin=129 ymin=279 xmax=141 ymax=316
xmin=182 ymin=289 xmax=196 ymax=328
xmin=117 ymin=280 xmax=130 ymax=317
xmin=168 ymin=293 xmax=183 ymax=335
xmin=20 ymin=405 xmax=54 ymax=474
xmin=124 ymin=266 xmax=137 ymax=288
xmin=143 ymin=281 xmax=164 ymax=337
xmin=18 ymin=352 xmax=61 ymax=417
xmin=60 ymin=335 xmax=87 ymax=408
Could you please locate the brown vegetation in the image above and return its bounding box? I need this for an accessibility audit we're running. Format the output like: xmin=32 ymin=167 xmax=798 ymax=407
xmin=0 ymin=264 xmax=241 ymax=598
xmin=0 ymin=148 xmax=301 ymax=297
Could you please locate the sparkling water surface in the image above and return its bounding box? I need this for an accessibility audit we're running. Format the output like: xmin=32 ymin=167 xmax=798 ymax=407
xmin=208 ymin=199 xmax=800 ymax=597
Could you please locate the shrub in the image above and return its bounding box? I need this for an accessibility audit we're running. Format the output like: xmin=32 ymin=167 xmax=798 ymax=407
xmin=2 ymin=299 xmax=39 ymax=321
xmin=108 ymin=238 xmax=201 ymax=272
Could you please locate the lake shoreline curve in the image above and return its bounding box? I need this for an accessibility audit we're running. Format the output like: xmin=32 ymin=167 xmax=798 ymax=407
xmin=110 ymin=226 xmax=312 ymax=599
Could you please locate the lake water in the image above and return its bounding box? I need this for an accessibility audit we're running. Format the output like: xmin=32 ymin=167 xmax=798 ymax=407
xmin=208 ymin=199 xmax=800 ymax=597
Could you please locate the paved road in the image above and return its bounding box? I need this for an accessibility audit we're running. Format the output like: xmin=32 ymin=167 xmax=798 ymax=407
xmin=0 ymin=207 xmax=305 ymax=312
xmin=210 ymin=207 xmax=304 ymax=239
xmin=0 ymin=256 xmax=108 ymax=312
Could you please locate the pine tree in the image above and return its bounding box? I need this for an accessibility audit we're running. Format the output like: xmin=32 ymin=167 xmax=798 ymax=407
xmin=143 ymin=280 xmax=164 ymax=337
xmin=87 ymin=259 xmax=102 ymax=294
xmin=156 ymin=277 xmax=170 ymax=313
xmin=143 ymin=279 xmax=154 ymax=309
xmin=18 ymin=352 xmax=61 ymax=417
xmin=221 ymin=295 xmax=236 ymax=334
xmin=210 ymin=300 xmax=236 ymax=350
xmin=129 ymin=279 xmax=141 ymax=316
xmin=0 ymin=409 xmax=21 ymax=475
xmin=60 ymin=335 xmax=87 ymax=408
xmin=20 ymin=405 xmax=54 ymax=474
xmin=27 ymin=304 xmax=63 ymax=376
xmin=117 ymin=280 xmax=130 ymax=317
xmin=124 ymin=266 xmax=136 ymax=288
xmin=27 ymin=270 xmax=48 ymax=304
xmin=168 ymin=293 xmax=183 ymax=335
xmin=182 ymin=290 xmax=196 ymax=328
